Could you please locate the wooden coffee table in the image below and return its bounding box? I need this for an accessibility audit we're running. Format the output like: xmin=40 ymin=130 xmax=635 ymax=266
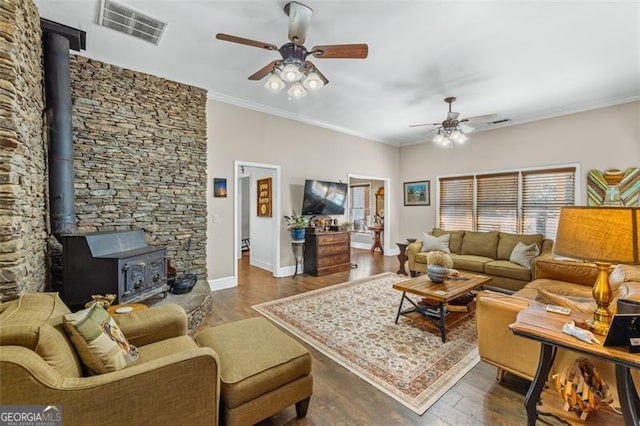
xmin=393 ymin=272 xmax=491 ymax=342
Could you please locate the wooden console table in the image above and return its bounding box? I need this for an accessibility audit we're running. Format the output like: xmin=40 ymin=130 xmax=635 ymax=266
xmin=510 ymin=303 xmax=638 ymax=426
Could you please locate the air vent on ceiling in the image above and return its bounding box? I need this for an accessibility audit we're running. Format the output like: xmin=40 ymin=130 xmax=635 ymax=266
xmin=98 ymin=0 xmax=167 ymax=45
xmin=491 ymin=118 xmax=512 ymax=125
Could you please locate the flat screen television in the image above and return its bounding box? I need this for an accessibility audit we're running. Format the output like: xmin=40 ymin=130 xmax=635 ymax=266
xmin=301 ymin=179 xmax=348 ymax=215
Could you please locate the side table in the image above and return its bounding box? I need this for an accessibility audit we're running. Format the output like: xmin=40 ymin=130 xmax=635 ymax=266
xmin=369 ymin=225 xmax=384 ymax=254
xmin=107 ymin=303 xmax=148 ymax=315
xmin=395 ymin=242 xmax=409 ymax=275
xmin=510 ymin=303 xmax=639 ymax=425
xmin=291 ymin=240 xmax=305 ymax=278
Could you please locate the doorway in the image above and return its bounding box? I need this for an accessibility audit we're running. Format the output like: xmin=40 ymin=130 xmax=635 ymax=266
xmin=347 ymin=173 xmax=390 ymax=254
xmin=233 ymin=161 xmax=281 ymax=280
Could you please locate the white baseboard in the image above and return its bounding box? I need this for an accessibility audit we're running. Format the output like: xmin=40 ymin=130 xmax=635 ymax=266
xmin=251 ymin=258 xmax=273 ymax=272
xmin=208 ymin=276 xmax=236 ymax=291
xmin=351 ymin=242 xmax=371 ymax=250
xmin=277 ymin=265 xmax=299 ymax=277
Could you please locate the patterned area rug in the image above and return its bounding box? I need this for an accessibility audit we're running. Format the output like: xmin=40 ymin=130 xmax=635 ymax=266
xmin=253 ymin=272 xmax=480 ymax=415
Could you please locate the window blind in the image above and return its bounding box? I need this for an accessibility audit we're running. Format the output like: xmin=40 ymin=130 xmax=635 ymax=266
xmin=522 ymin=167 xmax=576 ymax=239
xmin=439 ymin=176 xmax=473 ymax=231
xmin=476 ymin=172 xmax=518 ymax=233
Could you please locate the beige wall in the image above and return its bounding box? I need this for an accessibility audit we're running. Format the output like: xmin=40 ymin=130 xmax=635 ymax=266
xmin=399 ymin=101 xmax=640 ymax=239
xmin=206 ymin=100 xmax=400 ymax=281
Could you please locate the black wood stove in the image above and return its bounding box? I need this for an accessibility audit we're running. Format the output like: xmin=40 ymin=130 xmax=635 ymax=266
xmin=62 ymin=230 xmax=169 ymax=309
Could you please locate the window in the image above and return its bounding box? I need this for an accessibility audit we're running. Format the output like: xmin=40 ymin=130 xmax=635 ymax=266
xmin=438 ymin=166 xmax=576 ymax=240
xmin=349 ymin=184 xmax=370 ymax=231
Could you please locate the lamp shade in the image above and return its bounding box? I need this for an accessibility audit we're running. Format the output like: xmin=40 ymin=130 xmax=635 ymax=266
xmin=554 ymin=206 xmax=639 ymax=264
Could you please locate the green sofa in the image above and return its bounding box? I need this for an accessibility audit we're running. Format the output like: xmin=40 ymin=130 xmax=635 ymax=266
xmin=407 ymin=228 xmax=554 ymax=293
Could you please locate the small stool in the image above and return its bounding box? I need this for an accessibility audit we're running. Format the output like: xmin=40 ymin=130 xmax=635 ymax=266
xmin=195 ymin=317 xmax=313 ymax=425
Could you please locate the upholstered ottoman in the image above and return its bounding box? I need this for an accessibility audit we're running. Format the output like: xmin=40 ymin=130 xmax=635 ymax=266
xmin=195 ymin=317 xmax=312 ymax=425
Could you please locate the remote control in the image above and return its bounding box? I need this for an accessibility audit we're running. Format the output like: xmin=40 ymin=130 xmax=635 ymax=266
xmin=546 ymin=304 xmax=571 ymax=315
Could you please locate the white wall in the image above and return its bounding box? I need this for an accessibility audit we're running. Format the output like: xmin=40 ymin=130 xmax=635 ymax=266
xmin=399 ymin=101 xmax=640 ymax=240
xmin=248 ymin=167 xmax=276 ymax=272
xmin=206 ymin=99 xmax=400 ymax=281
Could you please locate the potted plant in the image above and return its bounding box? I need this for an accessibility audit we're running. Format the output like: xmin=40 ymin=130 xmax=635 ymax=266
xmin=284 ymin=211 xmax=309 ymax=241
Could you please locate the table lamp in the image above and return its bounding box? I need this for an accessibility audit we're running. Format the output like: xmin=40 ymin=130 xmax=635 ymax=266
xmin=554 ymin=206 xmax=639 ymax=335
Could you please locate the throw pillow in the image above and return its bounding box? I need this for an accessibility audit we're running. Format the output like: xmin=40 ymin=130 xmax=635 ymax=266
xmin=421 ymin=232 xmax=451 ymax=253
xmin=432 ymin=228 xmax=465 ymax=254
xmin=609 ymin=264 xmax=640 ymax=286
xmin=509 ymin=242 xmax=540 ymax=269
xmin=537 ymin=289 xmax=595 ymax=314
xmin=63 ymin=304 xmax=139 ymax=374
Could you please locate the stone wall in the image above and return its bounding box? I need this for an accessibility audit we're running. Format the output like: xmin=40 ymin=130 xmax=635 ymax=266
xmin=0 ymin=0 xmax=47 ymax=301
xmin=69 ymin=56 xmax=208 ymax=279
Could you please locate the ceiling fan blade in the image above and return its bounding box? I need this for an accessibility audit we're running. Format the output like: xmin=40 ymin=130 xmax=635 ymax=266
xmin=460 ymin=113 xmax=498 ymax=123
xmin=459 ymin=123 xmax=475 ymax=133
xmin=310 ymin=44 xmax=369 ymax=59
xmin=285 ymin=1 xmax=313 ymax=45
xmin=248 ymin=60 xmax=282 ymax=80
xmin=216 ymin=33 xmax=278 ymax=51
xmin=409 ymin=123 xmax=440 ymax=128
xmin=304 ymin=61 xmax=329 ymax=85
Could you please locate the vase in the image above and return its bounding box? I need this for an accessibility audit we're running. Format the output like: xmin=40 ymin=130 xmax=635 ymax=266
xmin=291 ymin=228 xmax=305 ymax=241
xmin=427 ymin=265 xmax=449 ymax=283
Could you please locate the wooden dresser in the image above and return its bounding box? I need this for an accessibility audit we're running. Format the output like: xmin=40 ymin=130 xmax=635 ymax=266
xmin=304 ymin=231 xmax=351 ymax=276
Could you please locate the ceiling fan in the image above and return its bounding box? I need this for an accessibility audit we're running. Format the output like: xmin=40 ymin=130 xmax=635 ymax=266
xmin=216 ymin=1 xmax=368 ymax=99
xmin=409 ymin=97 xmax=497 ymax=147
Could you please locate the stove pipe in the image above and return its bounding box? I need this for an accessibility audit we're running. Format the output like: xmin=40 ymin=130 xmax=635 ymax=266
xmin=41 ymin=20 xmax=85 ymax=241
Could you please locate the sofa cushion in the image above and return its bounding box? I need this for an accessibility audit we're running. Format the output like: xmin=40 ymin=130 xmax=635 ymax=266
xmin=195 ymin=317 xmax=311 ymax=409
xmin=461 ymin=231 xmax=499 ymax=259
xmin=421 ymin=232 xmax=450 ymax=253
xmin=451 ymin=254 xmax=493 ymax=273
xmin=35 ymin=321 xmax=84 ymax=378
xmin=432 ymin=228 xmax=465 ymax=254
xmin=509 ymin=242 xmax=540 ymax=269
xmin=485 ymin=260 xmax=533 ymax=281
xmin=0 ymin=293 xmax=71 ymax=349
xmin=63 ymin=304 xmax=139 ymax=374
xmin=497 ymin=232 xmax=544 ymax=261
xmin=0 ymin=293 xmax=83 ymax=378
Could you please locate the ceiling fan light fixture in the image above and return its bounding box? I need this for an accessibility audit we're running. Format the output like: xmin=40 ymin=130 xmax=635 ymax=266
xmin=287 ymin=82 xmax=307 ymax=99
xmin=280 ymin=63 xmax=303 ymax=82
xmin=302 ymin=72 xmax=324 ymax=90
xmin=264 ymin=72 xmax=286 ymax=91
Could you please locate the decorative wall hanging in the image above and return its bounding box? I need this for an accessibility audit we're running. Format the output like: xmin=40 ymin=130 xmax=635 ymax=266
xmin=213 ymin=178 xmax=227 ymax=198
xmin=403 ymin=180 xmax=430 ymax=206
xmin=587 ymin=168 xmax=639 ymax=207
xmin=257 ymin=177 xmax=272 ymax=217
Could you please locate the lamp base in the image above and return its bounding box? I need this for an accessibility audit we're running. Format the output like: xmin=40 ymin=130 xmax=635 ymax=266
xmin=588 ymin=262 xmax=614 ymax=336
xmin=586 ymin=318 xmax=611 ymax=336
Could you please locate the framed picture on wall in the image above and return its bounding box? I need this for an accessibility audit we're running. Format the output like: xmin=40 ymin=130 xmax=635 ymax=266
xmin=213 ymin=178 xmax=227 ymax=198
xmin=257 ymin=177 xmax=272 ymax=217
xmin=403 ymin=180 xmax=430 ymax=206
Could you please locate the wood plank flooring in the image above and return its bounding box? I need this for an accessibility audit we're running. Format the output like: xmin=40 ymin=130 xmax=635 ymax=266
xmin=200 ymin=249 xmax=532 ymax=425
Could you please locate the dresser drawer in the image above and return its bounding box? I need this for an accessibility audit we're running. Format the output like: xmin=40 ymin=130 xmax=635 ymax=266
xmin=317 ymin=243 xmax=348 ymax=256
xmin=317 ymin=253 xmax=350 ymax=268
xmin=317 ymin=233 xmax=349 ymax=245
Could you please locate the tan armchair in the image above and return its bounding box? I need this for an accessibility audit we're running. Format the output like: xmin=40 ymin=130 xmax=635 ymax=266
xmin=0 ymin=293 xmax=312 ymax=425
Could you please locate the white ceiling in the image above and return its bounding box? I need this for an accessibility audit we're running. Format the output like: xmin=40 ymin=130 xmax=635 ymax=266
xmin=35 ymin=0 xmax=640 ymax=146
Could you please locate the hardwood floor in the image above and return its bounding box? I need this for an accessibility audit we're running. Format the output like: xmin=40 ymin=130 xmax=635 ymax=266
xmin=200 ymin=249 xmax=531 ymax=425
